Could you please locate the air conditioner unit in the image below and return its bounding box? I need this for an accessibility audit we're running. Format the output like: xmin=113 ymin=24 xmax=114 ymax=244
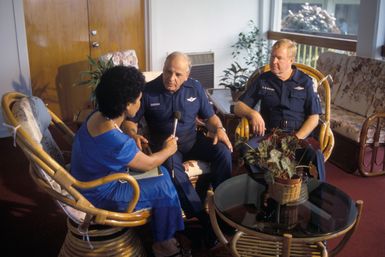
xmin=186 ymin=52 xmax=214 ymax=89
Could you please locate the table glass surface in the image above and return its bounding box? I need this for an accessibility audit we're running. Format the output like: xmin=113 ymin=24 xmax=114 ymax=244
xmin=206 ymin=88 xmax=234 ymax=115
xmin=213 ymin=173 xmax=357 ymax=238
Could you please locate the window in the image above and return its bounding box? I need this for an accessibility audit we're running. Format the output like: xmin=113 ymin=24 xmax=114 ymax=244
xmin=280 ymin=0 xmax=360 ymax=38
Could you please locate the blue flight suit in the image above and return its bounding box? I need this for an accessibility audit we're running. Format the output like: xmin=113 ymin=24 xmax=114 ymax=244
xmin=130 ymin=75 xmax=232 ymax=217
xmin=239 ymin=67 xmax=326 ymax=180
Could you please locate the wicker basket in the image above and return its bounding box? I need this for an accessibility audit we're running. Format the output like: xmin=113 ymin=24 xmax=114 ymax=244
xmin=268 ymin=177 xmax=302 ymax=205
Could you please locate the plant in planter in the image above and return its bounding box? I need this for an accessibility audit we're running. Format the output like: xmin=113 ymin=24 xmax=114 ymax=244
xmin=74 ymin=51 xmax=138 ymax=124
xmin=76 ymin=51 xmax=138 ymax=102
xmin=242 ymin=129 xmax=304 ymax=181
xmin=76 ymin=56 xmax=115 ymax=103
xmin=219 ymin=62 xmax=249 ymax=100
xmin=240 ymin=129 xmax=317 ymax=204
xmin=220 ymin=20 xmax=270 ymax=99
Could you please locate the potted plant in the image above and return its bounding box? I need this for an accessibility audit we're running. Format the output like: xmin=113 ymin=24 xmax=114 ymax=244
xmin=240 ymin=129 xmax=317 ymax=205
xmin=76 ymin=56 xmax=115 ymax=103
xmin=76 ymin=50 xmax=139 ymax=103
xmin=72 ymin=56 xmax=114 ymax=124
xmin=220 ymin=20 xmax=270 ymax=100
xmin=219 ymin=62 xmax=249 ymax=101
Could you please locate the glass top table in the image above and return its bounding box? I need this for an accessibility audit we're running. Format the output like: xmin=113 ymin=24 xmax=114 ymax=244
xmin=206 ymin=88 xmax=235 ymax=115
xmin=213 ymin=173 xmax=358 ymax=239
xmin=206 ymin=88 xmax=240 ymax=144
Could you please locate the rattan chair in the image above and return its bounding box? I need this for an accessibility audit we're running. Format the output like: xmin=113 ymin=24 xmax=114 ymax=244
xmin=208 ymin=190 xmax=363 ymax=257
xmin=235 ymin=63 xmax=334 ymax=161
xmin=2 ymin=92 xmax=151 ymax=257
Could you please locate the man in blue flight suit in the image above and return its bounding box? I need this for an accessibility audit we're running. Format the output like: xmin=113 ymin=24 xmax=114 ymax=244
xmin=234 ymin=38 xmax=325 ymax=180
xmin=123 ymin=51 xmax=233 ymax=247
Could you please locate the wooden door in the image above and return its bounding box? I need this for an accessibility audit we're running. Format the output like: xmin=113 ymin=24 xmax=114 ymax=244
xmin=24 ymin=0 xmax=91 ymax=121
xmin=24 ymin=0 xmax=146 ymax=121
xmin=88 ymin=0 xmax=145 ymax=70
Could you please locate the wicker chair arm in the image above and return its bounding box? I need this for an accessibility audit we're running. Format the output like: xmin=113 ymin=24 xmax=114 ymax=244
xmin=74 ymin=172 xmax=141 ymax=213
xmin=235 ymin=117 xmax=251 ymax=141
xmin=358 ymin=111 xmax=385 ymax=176
xmin=30 ymin=168 xmax=151 ymax=226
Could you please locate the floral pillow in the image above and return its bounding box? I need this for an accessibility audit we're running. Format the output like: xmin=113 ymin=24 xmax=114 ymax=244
xmin=11 ymin=96 xmax=85 ymax=223
xmin=99 ymin=49 xmax=139 ymax=68
xmin=11 ymin=96 xmax=65 ymax=165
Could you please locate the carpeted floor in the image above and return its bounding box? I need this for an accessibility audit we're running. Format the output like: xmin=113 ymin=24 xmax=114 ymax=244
xmin=1 ymin=137 xmax=384 ymax=257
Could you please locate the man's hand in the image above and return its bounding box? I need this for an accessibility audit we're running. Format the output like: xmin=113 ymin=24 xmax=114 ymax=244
xmin=234 ymin=101 xmax=265 ymax=136
xmin=249 ymin=110 xmax=266 ymax=136
xmin=213 ymin=127 xmax=233 ymax=152
xmin=132 ymin=134 xmax=149 ymax=151
xmin=121 ymin=120 xmax=149 ymax=150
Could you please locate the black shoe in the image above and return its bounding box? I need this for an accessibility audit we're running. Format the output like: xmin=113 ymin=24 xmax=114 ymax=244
xmin=204 ymin=225 xmax=220 ymax=250
xmin=205 ymin=235 xmax=220 ymax=250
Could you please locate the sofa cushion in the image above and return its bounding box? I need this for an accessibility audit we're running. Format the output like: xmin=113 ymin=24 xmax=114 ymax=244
xmin=316 ymin=51 xmax=349 ymax=103
xmin=99 ymin=49 xmax=139 ymax=68
xmin=333 ymin=56 xmax=384 ymax=117
xmin=330 ymin=105 xmax=385 ymax=144
xmin=367 ymin=72 xmax=385 ymax=115
xmin=318 ymin=52 xmax=385 ymax=118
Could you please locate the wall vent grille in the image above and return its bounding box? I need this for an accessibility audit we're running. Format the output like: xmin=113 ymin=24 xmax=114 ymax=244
xmin=186 ymin=51 xmax=214 ymax=89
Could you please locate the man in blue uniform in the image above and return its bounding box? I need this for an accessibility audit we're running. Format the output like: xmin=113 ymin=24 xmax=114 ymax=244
xmin=123 ymin=51 xmax=233 ymax=247
xmin=234 ymin=39 xmax=325 ymax=180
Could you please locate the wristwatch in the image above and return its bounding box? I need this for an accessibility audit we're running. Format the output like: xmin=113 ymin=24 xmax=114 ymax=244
xmin=217 ymin=126 xmax=226 ymax=132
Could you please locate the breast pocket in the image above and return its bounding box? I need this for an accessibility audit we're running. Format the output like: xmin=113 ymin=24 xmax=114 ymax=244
xmin=184 ymin=99 xmax=200 ymax=122
xmin=147 ymin=97 xmax=165 ymax=121
xmin=260 ymin=89 xmax=279 ymax=109
xmin=289 ymin=89 xmax=306 ymax=111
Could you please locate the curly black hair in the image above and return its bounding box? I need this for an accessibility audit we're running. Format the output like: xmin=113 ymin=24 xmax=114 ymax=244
xmin=95 ymin=66 xmax=145 ymax=119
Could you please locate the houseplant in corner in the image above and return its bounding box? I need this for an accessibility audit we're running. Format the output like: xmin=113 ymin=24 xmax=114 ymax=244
xmin=219 ymin=62 xmax=249 ymax=101
xmin=76 ymin=50 xmax=139 ymax=104
xmin=76 ymin=55 xmax=115 ymax=104
xmin=241 ymin=129 xmax=316 ymax=205
xmin=72 ymin=56 xmax=115 ymax=124
xmin=220 ymin=20 xmax=270 ymax=101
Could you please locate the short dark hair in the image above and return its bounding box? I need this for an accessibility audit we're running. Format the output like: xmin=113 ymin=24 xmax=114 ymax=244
xmin=96 ymin=66 xmax=145 ymax=119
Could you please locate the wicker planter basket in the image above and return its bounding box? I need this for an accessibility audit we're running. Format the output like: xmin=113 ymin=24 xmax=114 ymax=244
xmin=268 ymin=176 xmax=302 ymax=205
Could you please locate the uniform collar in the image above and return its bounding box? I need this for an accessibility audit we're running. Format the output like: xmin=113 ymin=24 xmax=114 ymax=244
xmin=265 ymin=65 xmax=300 ymax=82
xmin=290 ymin=65 xmax=302 ymax=83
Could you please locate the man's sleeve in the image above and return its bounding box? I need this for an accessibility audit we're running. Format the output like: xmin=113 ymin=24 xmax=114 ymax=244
xmin=197 ymin=82 xmax=215 ymax=119
xmin=238 ymin=78 xmax=260 ymax=108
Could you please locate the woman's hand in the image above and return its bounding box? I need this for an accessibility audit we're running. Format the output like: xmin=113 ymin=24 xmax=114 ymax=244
xmin=162 ymin=135 xmax=178 ymax=156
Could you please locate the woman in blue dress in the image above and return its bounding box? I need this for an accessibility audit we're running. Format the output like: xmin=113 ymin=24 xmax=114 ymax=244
xmin=71 ymin=65 xmax=185 ymax=257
